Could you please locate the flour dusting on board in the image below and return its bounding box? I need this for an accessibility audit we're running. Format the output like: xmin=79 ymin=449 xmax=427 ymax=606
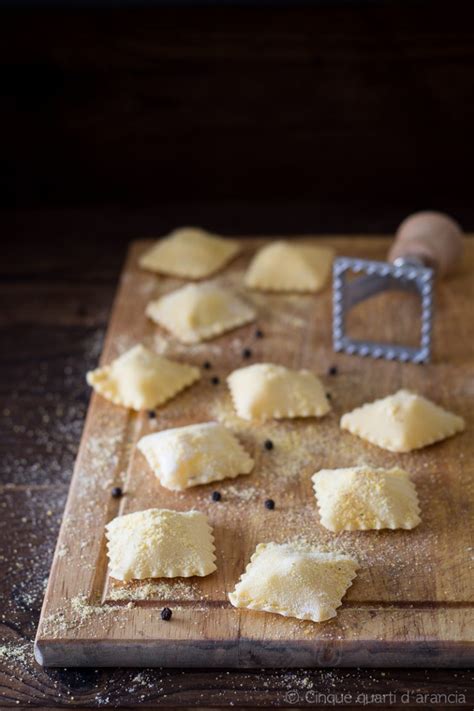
xmin=109 ymin=579 xmax=205 ymax=602
xmin=29 ymin=238 xmax=472 ymax=669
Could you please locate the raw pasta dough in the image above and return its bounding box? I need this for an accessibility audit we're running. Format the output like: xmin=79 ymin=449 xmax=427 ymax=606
xmin=139 ymin=227 xmax=240 ymax=278
xmin=227 ymin=362 xmax=331 ymax=421
xmin=86 ymin=344 xmax=200 ymax=411
xmin=244 ymin=240 xmax=334 ymax=292
xmin=106 ymin=508 xmax=216 ymax=581
xmin=340 ymin=389 xmax=465 ymax=452
xmin=138 ymin=421 xmax=254 ymax=490
xmin=229 ymin=542 xmax=357 ymax=622
xmin=312 ymin=466 xmax=421 ymax=532
xmin=146 ymin=283 xmax=256 ymax=344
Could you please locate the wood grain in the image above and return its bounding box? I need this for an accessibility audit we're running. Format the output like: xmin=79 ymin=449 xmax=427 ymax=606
xmin=33 ymin=236 xmax=474 ymax=668
xmin=0 ymin=216 xmax=472 ymax=707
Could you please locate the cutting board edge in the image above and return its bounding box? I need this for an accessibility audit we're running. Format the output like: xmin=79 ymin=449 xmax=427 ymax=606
xmin=34 ymin=636 xmax=474 ymax=668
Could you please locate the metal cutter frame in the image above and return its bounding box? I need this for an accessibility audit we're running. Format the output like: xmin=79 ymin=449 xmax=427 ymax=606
xmin=332 ymin=256 xmax=434 ymax=364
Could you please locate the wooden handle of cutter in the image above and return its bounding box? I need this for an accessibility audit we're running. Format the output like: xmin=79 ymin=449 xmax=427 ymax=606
xmin=388 ymin=211 xmax=463 ymax=276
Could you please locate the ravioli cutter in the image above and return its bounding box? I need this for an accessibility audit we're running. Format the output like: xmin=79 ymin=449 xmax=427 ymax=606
xmin=332 ymin=211 xmax=463 ymax=363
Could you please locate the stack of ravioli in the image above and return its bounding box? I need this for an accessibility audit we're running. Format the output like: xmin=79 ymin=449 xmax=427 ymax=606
xmin=87 ymin=227 xmax=465 ymax=624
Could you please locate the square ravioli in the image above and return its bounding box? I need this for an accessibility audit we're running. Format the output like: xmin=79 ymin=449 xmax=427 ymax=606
xmin=340 ymin=389 xmax=465 ymax=452
xmin=312 ymin=466 xmax=421 ymax=532
xmin=146 ymin=282 xmax=256 ymax=344
xmin=244 ymin=240 xmax=334 ymax=293
xmin=106 ymin=508 xmax=216 ymax=581
xmin=138 ymin=227 xmax=240 ymax=278
xmin=229 ymin=542 xmax=357 ymax=622
xmin=86 ymin=344 xmax=200 ymax=411
xmin=227 ymin=362 xmax=331 ymax=421
xmin=138 ymin=421 xmax=254 ymax=490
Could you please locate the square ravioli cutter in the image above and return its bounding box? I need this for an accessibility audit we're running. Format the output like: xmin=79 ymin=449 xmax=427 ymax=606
xmin=333 ymin=212 xmax=464 ymax=364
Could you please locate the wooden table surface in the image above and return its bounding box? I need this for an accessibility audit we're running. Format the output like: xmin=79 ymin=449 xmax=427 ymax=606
xmin=2 ymin=1 xmax=474 ymax=704
xmin=1 ymin=208 xmax=472 ymax=709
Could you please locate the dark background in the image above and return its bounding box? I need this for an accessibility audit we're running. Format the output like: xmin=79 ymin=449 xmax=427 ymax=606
xmin=2 ymin=0 xmax=474 ymax=239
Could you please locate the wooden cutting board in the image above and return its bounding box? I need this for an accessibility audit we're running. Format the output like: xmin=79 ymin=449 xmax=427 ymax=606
xmin=34 ymin=236 xmax=474 ymax=668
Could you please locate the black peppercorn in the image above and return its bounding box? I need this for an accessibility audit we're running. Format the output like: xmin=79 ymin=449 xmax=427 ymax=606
xmin=264 ymin=499 xmax=275 ymax=510
xmin=242 ymin=348 xmax=252 ymax=359
xmin=211 ymin=376 xmax=220 ymax=385
xmin=264 ymin=439 xmax=274 ymax=450
xmin=203 ymin=361 xmax=212 ymax=370
xmin=211 ymin=491 xmax=221 ymax=502
xmin=161 ymin=607 xmax=172 ymax=621
xmin=111 ymin=486 xmax=123 ymax=498
xmin=328 ymin=365 xmax=338 ymax=376
xmin=255 ymin=329 xmax=264 ymax=339
xmin=148 ymin=410 xmax=156 ymax=419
